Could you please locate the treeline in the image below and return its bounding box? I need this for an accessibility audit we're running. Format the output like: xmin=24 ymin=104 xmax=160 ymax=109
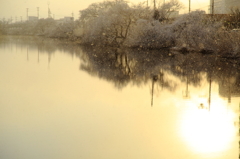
xmin=78 ymin=0 xmax=240 ymax=57
xmin=1 ymin=0 xmax=240 ymax=57
xmin=0 ymin=18 xmax=76 ymax=39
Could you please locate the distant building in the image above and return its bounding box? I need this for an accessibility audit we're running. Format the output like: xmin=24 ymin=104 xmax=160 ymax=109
xmin=28 ymin=16 xmax=38 ymax=21
xmin=55 ymin=17 xmax=74 ymax=25
xmin=210 ymin=0 xmax=240 ymax=14
xmin=63 ymin=17 xmax=74 ymax=22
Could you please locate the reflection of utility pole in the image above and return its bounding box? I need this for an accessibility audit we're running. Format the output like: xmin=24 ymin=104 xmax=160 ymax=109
xmin=151 ymin=75 xmax=158 ymax=107
xmin=38 ymin=45 xmax=40 ymax=63
xmin=16 ymin=42 xmax=17 ymax=52
xmin=227 ymin=78 xmax=232 ymax=104
xmin=208 ymin=76 xmax=212 ymax=111
xmin=183 ymin=75 xmax=190 ymax=99
xmin=48 ymin=53 xmax=51 ymax=69
xmin=27 ymin=46 xmax=29 ymax=61
xmin=160 ymin=69 xmax=164 ymax=90
xmin=238 ymin=104 xmax=240 ymax=158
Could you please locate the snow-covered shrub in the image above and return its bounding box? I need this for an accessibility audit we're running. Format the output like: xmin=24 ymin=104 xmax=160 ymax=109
xmin=46 ymin=22 xmax=74 ymax=38
xmin=126 ymin=20 xmax=175 ymax=49
xmin=169 ymin=11 xmax=222 ymax=51
xmin=171 ymin=11 xmax=240 ymax=55
xmin=33 ymin=18 xmax=56 ymax=36
xmin=126 ymin=11 xmax=223 ymax=50
xmin=224 ymin=7 xmax=240 ymax=29
xmin=80 ymin=0 xmax=151 ymax=46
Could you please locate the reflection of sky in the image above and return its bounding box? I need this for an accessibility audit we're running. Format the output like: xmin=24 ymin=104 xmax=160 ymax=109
xmin=0 ymin=37 xmax=239 ymax=159
xmin=176 ymin=79 xmax=238 ymax=156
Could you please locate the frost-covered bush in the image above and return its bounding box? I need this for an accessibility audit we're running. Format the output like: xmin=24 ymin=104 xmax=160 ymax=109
xmin=45 ymin=22 xmax=74 ymax=38
xmin=80 ymin=0 xmax=151 ymax=46
xmin=126 ymin=11 xmax=212 ymax=49
xmin=126 ymin=10 xmax=240 ymax=55
xmin=171 ymin=11 xmax=240 ymax=55
xmin=224 ymin=7 xmax=240 ymax=29
xmin=34 ymin=18 xmax=56 ymax=36
xmin=213 ymin=30 xmax=240 ymax=56
xmin=169 ymin=11 xmax=222 ymax=51
xmin=126 ymin=20 xmax=175 ymax=49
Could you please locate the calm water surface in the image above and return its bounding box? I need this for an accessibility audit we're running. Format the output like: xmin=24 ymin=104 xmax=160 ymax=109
xmin=0 ymin=36 xmax=239 ymax=159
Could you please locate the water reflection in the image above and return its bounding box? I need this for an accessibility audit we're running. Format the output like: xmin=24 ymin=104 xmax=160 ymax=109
xmin=0 ymin=36 xmax=239 ymax=159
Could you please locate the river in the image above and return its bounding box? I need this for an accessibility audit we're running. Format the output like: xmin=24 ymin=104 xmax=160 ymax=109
xmin=0 ymin=35 xmax=239 ymax=159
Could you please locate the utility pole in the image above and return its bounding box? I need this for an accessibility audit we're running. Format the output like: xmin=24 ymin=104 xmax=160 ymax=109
xmin=26 ymin=8 xmax=28 ymax=21
xmin=37 ymin=7 xmax=39 ymax=19
xmin=153 ymin=0 xmax=156 ymax=10
xmin=189 ymin=0 xmax=191 ymax=13
xmin=48 ymin=2 xmax=51 ymax=18
xmin=211 ymin=0 xmax=214 ymax=15
xmin=72 ymin=11 xmax=74 ymax=20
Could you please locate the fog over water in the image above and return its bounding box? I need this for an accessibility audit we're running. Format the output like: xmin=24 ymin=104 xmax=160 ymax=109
xmin=0 ymin=36 xmax=239 ymax=159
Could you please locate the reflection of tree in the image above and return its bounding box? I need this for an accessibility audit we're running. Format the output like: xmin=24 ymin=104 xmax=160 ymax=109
xmin=80 ymin=45 xmax=240 ymax=104
xmin=80 ymin=46 xmax=179 ymax=92
xmin=3 ymin=36 xmax=240 ymax=100
xmin=170 ymin=53 xmax=204 ymax=87
xmin=80 ymin=46 xmax=131 ymax=89
xmin=167 ymin=52 xmax=240 ymax=107
xmin=3 ymin=35 xmax=81 ymax=57
xmin=151 ymin=75 xmax=158 ymax=106
xmin=215 ymin=58 xmax=240 ymax=102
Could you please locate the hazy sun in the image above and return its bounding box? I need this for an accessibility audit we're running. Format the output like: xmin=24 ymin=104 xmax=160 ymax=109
xmin=179 ymin=101 xmax=236 ymax=154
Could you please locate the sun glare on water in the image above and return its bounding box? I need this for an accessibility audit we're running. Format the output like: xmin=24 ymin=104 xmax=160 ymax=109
xmin=179 ymin=100 xmax=236 ymax=154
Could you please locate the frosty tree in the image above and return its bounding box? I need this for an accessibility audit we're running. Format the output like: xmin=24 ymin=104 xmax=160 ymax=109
xmin=79 ymin=0 xmax=151 ymax=45
xmin=154 ymin=0 xmax=184 ymax=21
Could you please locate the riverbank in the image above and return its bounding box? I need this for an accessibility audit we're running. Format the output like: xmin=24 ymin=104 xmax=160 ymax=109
xmin=1 ymin=10 xmax=240 ymax=59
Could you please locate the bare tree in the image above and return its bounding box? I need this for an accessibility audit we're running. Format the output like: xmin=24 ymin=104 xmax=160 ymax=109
xmin=156 ymin=0 xmax=184 ymax=21
xmin=80 ymin=0 xmax=151 ymax=45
